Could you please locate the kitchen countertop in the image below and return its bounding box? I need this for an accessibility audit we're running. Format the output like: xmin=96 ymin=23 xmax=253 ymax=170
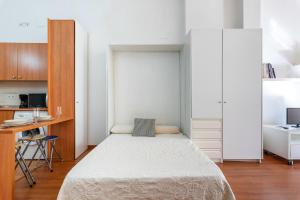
xmin=0 ymin=116 xmax=72 ymax=133
xmin=0 ymin=107 xmax=48 ymax=111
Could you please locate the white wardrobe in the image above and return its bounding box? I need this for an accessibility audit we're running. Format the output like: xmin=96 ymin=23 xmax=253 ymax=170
xmin=186 ymin=29 xmax=262 ymax=161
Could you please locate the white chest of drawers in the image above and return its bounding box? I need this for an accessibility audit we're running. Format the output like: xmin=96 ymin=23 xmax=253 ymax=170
xmin=191 ymin=119 xmax=223 ymax=162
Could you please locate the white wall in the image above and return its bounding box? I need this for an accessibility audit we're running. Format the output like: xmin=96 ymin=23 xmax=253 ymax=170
xmin=114 ymin=51 xmax=180 ymax=126
xmin=0 ymin=81 xmax=47 ymax=106
xmin=262 ymin=0 xmax=300 ymax=78
xmin=0 ymin=82 xmax=47 ymax=94
xmin=109 ymin=0 xmax=184 ymax=44
xmin=184 ymin=0 xmax=223 ymax=32
xmin=263 ymin=81 xmax=300 ymax=124
xmin=243 ymin=0 xmax=261 ymax=28
xmin=0 ymin=0 xmax=184 ymax=144
xmin=262 ymin=0 xmax=300 ymax=124
xmin=223 ymin=0 xmax=243 ymax=28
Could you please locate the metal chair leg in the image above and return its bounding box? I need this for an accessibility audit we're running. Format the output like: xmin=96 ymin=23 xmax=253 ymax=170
xmin=15 ymin=141 xmax=31 ymax=169
xmin=17 ymin=149 xmax=36 ymax=184
xmin=27 ymin=142 xmax=41 ymax=169
xmin=37 ymin=140 xmax=53 ymax=172
xmin=50 ymin=141 xmax=54 ymax=169
xmin=21 ymin=140 xmax=31 ymax=157
xmin=15 ymin=147 xmax=34 ymax=187
xmin=51 ymin=140 xmax=63 ymax=161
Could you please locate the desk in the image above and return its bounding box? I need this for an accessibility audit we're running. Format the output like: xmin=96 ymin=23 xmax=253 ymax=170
xmin=263 ymin=125 xmax=300 ymax=165
xmin=0 ymin=117 xmax=73 ymax=200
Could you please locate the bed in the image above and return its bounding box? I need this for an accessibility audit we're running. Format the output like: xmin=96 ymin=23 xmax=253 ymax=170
xmin=57 ymin=133 xmax=235 ymax=200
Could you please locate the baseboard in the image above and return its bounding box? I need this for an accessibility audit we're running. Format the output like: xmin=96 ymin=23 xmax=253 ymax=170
xmin=88 ymin=145 xmax=96 ymax=149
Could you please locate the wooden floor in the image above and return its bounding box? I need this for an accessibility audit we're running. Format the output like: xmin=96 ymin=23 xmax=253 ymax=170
xmin=16 ymin=152 xmax=300 ymax=200
xmin=218 ymin=155 xmax=300 ymax=200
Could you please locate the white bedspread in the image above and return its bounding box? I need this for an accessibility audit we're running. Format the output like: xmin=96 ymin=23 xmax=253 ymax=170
xmin=58 ymin=134 xmax=235 ymax=200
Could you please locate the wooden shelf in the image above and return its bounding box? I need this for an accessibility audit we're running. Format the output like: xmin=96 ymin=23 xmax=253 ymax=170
xmin=109 ymin=44 xmax=184 ymax=52
xmin=263 ymin=78 xmax=300 ymax=82
xmin=0 ymin=107 xmax=48 ymax=111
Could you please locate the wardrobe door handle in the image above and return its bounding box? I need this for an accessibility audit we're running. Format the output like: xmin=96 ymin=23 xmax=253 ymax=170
xmin=12 ymin=75 xmax=17 ymax=80
xmin=223 ymin=101 xmax=227 ymax=104
xmin=18 ymin=75 xmax=22 ymax=80
xmin=218 ymin=101 xmax=222 ymax=104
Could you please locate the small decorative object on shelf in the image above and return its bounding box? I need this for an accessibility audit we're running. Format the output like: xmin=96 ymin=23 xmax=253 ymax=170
xmin=262 ymin=63 xmax=276 ymax=79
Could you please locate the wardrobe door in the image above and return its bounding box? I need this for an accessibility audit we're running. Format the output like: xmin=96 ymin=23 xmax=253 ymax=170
xmin=191 ymin=29 xmax=223 ymax=119
xmin=223 ymin=29 xmax=262 ymax=160
xmin=75 ymin=22 xmax=88 ymax=159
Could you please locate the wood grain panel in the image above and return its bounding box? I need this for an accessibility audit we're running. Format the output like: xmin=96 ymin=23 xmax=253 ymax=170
xmin=48 ymin=19 xmax=75 ymax=161
xmin=17 ymin=43 xmax=48 ymax=81
xmin=0 ymin=111 xmax=14 ymax=124
xmin=0 ymin=43 xmax=18 ymax=80
xmin=0 ymin=131 xmax=16 ymax=200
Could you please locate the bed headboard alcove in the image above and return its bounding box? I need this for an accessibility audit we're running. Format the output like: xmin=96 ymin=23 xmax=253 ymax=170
xmin=106 ymin=44 xmax=190 ymax=137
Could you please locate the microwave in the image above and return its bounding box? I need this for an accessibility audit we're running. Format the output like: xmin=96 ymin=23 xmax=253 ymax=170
xmin=28 ymin=93 xmax=47 ymax=108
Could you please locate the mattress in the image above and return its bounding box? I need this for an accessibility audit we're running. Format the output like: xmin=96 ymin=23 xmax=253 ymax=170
xmin=57 ymin=134 xmax=235 ymax=200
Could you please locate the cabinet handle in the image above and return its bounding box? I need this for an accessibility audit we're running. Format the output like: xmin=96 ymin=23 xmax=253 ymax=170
xmin=218 ymin=101 xmax=222 ymax=104
xmin=12 ymin=75 xmax=17 ymax=80
xmin=18 ymin=75 xmax=22 ymax=79
xmin=223 ymin=101 xmax=227 ymax=104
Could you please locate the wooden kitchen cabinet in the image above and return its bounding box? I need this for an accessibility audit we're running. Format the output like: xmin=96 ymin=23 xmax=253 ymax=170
xmin=17 ymin=43 xmax=48 ymax=80
xmin=0 ymin=111 xmax=14 ymax=124
xmin=0 ymin=43 xmax=47 ymax=81
xmin=0 ymin=43 xmax=18 ymax=80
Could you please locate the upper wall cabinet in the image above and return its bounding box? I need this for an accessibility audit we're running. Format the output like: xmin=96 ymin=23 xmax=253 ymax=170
xmin=0 ymin=43 xmax=18 ymax=80
xmin=0 ymin=43 xmax=47 ymax=81
xmin=17 ymin=43 xmax=48 ymax=81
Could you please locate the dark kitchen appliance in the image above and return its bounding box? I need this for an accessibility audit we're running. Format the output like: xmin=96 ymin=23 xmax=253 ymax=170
xmin=19 ymin=94 xmax=29 ymax=108
xmin=28 ymin=93 xmax=47 ymax=108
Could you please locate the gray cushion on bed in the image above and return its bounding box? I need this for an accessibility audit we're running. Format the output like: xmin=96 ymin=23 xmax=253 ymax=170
xmin=132 ymin=118 xmax=155 ymax=137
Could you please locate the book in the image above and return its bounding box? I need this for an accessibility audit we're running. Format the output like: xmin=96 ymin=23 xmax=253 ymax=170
xmin=262 ymin=63 xmax=276 ymax=79
xmin=272 ymin=67 xmax=276 ymax=78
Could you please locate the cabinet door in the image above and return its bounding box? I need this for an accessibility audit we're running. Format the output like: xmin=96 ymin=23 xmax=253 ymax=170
xmin=191 ymin=30 xmax=223 ymax=119
xmin=223 ymin=29 xmax=262 ymax=160
xmin=0 ymin=111 xmax=14 ymax=124
xmin=0 ymin=43 xmax=18 ymax=80
xmin=75 ymin=22 xmax=88 ymax=159
xmin=17 ymin=43 xmax=48 ymax=81
xmin=48 ymin=20 xmax=75 ymax=161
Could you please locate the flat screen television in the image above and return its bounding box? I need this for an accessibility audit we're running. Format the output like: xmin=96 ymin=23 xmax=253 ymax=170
xmin=287 ymin=108 xmax=300 ymax=128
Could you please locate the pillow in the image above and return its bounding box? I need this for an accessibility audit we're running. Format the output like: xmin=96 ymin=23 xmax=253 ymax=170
xmin=110 ymin=125 xmax=133 ymax=134
xmin=132 ymin=118 xmax=155 ymax=137
xmin=155 ymin=125 xmax=180 ymax=134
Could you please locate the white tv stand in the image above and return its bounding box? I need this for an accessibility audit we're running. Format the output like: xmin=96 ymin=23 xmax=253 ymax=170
xmin=263 ymin=125 xmax=300 ymax=165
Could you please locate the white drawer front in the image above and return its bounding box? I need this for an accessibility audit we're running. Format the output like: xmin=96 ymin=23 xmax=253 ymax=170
xmin=192 ymin=130 xmax=222 ymax=139
xmin=202 ymin=150 xmax=222 ymax=159
xmin=192 ymin=119 xmax=222 ymax=129
xmin=193 ymin=139 xmax=222 ymax=149
xmin=291 ymin=144 xmax=300 ymax=159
